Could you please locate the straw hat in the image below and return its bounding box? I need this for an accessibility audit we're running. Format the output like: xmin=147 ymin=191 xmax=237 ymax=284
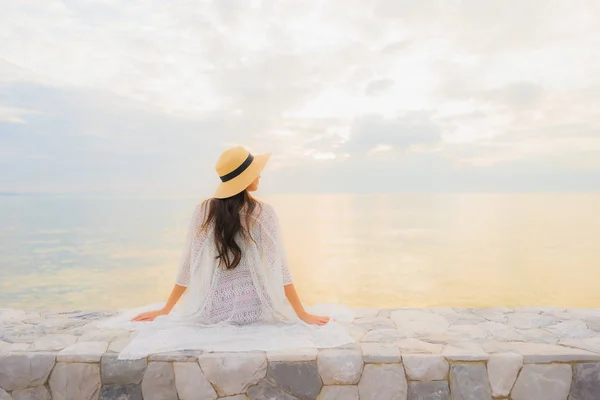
xmin=214 ymin=146 xmax=271 ymax=199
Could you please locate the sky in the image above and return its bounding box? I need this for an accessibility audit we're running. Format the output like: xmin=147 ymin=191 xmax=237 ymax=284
xmin=1 ymin=0 xmax=599 ymax=196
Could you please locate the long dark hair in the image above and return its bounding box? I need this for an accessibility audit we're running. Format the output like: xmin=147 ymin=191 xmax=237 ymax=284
xmin=200 ymin=190 xmax=261 ymax=270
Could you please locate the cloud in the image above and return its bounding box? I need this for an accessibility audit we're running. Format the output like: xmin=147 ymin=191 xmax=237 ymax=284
xmin=0 ymin=0 xmax=599 ymax=194
xmin=365 ymin=79 xmax=395 ymax=96
xmin=344 ymin=112 xmax=441 ymax=155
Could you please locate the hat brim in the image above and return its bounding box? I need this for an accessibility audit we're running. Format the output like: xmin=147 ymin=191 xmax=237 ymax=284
xmin=213 ymin=153 xmax=271 ymax=199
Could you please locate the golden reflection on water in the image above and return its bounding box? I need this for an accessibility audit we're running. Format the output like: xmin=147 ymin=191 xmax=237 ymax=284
xmin=3 ymin=194 xmax=600 ymax=310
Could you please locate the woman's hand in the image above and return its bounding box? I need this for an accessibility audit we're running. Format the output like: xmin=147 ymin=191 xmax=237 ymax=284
xmin=131 ymin=308 xmax=169 ymax=322
xmin=299 ymin=312 xmax=330 ymax=326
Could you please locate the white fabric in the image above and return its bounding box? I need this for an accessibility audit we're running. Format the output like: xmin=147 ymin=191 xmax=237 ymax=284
xmin=97 ymin=202 xmax=354 ymax=360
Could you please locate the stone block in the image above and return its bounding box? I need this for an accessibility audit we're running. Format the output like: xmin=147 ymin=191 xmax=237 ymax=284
xmin=99 ymin=384 xmax=142 ymax=400
xmin=358 ymin=363 xmax=407 ymax=400
xmin=12 ymin=386 xmax=51 ymax=400
xmin=101 ymin=353 xmax=147 ymax=385
xmin=403 ymin=354 xmax=448 ymax=381
xmin=173 ymin=362 xmax=217 ymax=400
xmin=148 ymin=350 xmax=201 ymax=362
xmin=30 ymin=334 xmax=77 ymax=351
xmin=362 ymin=329 xmax=405 ymax=342
xmin=49 ymin=362 xmax=101 ymax=400
xmin=511 ymin=364 xmax=572 ymax=400
xmin=266 ymin=361 xmax=322 ymax=400
xmin=141 ymin=362 xmax=177 ymax=400
xmin=408 ymin=381 xmax=450 ymax=400
xmin=0 ymin=353 xmax=55 ymax=391
xmin=57 ymin=341 xmax=108 ymax=362
xmin=486 ymin=353 xmax=522 ymax=397
xmin=317 ymin=386 xmax=359 ymax=400
xmin=449 ymin=364 xmax=492 ymax=400
xmin=361 ymin=343 xmax=401 ymax=363
xmin=391 ymin=310 xmax=450 ymax=336
xmin=569 ymin=363 xmax=600 ymax=400
xmin=198 ymin=352 xmax=267 ymax=396
xmin=317 ymin=348 xmax=363 ymax=385
xmin=266 ymin=348 xmax=318 ymax=362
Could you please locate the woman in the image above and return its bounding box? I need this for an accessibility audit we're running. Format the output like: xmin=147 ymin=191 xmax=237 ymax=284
xmin=131 ymin=146 xmax=331 ymax=326
xmin=100 ymin=146 xmax=353 ymax=359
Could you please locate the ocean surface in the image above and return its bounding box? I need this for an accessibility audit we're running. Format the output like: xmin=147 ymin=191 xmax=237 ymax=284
xmin=1 ymin=193 xmax=599 ymax=311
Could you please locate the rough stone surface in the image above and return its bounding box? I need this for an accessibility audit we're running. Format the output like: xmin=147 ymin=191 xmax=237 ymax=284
xmin=8 ymin=306 xmax=600 ymax=399
xmin=0 ymin=388 xmax=10 ymax=400
xmin=560 ymin=338 xmax=600 ymax=354
xmin=353 ymin=317 xmax=396 ymax=330
xmin=1 ymin=343 xmax=30 ymax=352
xmin=392 ymin=310 xmax=450 ymax=336
xmin=449 ymin=364 xmax=492 ymax=400
xmin=79 ymin=329 xmax=129 ymax=342
xmin=11 ymin=386 xmax=51 ymax=400
xmin=101 ymin=353 xmax=147 ymax=385
xmin=267 ymin=348 xmax=318 ymax=362
xmin=318 ymin=386 xmax=359 ymax=400
xmin=397 ymin=339 xmax=444 ymax=354
xmin=29 ymin=334 xmax=77 ymax=351
xmin=443 ymin=343 xmax=489 ymax=361
xmin=546 ymin=320 xmax=595 ymax=339
xmin=408 ymin=381 xmax=451 ymax=400
xmin=0 ymin=353 xmax=56 ymax=391
xmin=511 ymin=364 xmax=572 ymax=400
xmin=247 ymin=379 xmax=296 ymax=400
xmin=148 ymin=350 xmax=200 ymax=362
xmin=173 ymin=362 xmax=217 ymax=400
xmin=358 ymin=364 xmax=407 ymax=400
xmin=447 ymin=324 xmax=488 ymax=340
xmin=486 ymin=353 xmax=523 ymax=397
xmin=49 ymin=362 xmax=101 ymax=400
xmin=507 ymin=313 xmax=557 ymax=329
xmin=99 ymin=384 xmax=142 ymax=400
xmin=361 ymin=343 xmax=401 ymax=363
xmin=403 ymin=355 xmax=449 ymax=381
xmin=317 ymin=349 xmax=363 ymax=385
xmin=516 ymin=328 xmax=557 ymax=344
xmin=57 ymin=341 xmax=108 ymax=362
xmin=141 ymin=362 xmax=177 ymax=400
xmin=570 ymin=363 xmax=600 ymax=400
xmin=362 ymin=329 xmax=405 ymax=342
xmin=482 ymin=341 xmax=599 ymax=363
xmin=199 ymin=352 xmax=267 ymax=396
xmin=107 ymin=339 xmax=132 ymax=353
xmin=265 ymin=361 xmax=322 ymax=400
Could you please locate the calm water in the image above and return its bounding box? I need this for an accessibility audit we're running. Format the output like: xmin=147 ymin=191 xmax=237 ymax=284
xmin=1 ymin=194 xmax=599 ymax=310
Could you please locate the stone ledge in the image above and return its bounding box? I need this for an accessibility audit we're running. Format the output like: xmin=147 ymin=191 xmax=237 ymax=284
xmin=2 ymin=306 xmax=600 ymax=399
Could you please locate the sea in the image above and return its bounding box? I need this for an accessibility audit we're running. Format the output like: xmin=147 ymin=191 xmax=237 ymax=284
xmin=1 ymin=193 xmax=599 ymax=310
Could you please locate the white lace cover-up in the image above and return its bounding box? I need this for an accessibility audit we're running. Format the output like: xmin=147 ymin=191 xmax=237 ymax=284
xmin=98 ymin=201 xmax=354 ymax=360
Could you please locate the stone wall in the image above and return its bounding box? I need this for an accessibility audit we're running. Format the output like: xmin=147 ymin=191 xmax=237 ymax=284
xmin=2 ymin=307 xmax=600 ymax=399
xmin=2 ymin=348 xmax=600 ymax=399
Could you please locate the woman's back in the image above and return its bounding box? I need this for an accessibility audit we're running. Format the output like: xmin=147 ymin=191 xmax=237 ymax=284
xmin=101 ymin=146 xmax=354 ymax=360
xmin=179 ymin=201 xmax=293 ymax=325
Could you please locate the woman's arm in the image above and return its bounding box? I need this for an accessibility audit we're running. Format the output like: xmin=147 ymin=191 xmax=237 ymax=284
xmin=131 ymin=284 xmax=187 ymax=321
xmin=284 ymin=283 xmax=306 ymax=316
xmin=162 ymin=284 xmax=187 ymax=313
xmin=284 ymin=283 xmax=330 ymax=326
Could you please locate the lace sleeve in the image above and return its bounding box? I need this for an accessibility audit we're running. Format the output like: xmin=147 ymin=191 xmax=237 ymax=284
xmin=259 ymin=203 xmax=294 ymax=286
xmin=175 ymin=202 xmax=207 ymax=287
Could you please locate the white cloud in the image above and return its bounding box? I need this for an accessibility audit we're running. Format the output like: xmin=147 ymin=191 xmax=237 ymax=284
xmin=0 ymin=107 xmax=32 ymax=123
xmin=0 ymin=0 xmax=599 ymax=193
